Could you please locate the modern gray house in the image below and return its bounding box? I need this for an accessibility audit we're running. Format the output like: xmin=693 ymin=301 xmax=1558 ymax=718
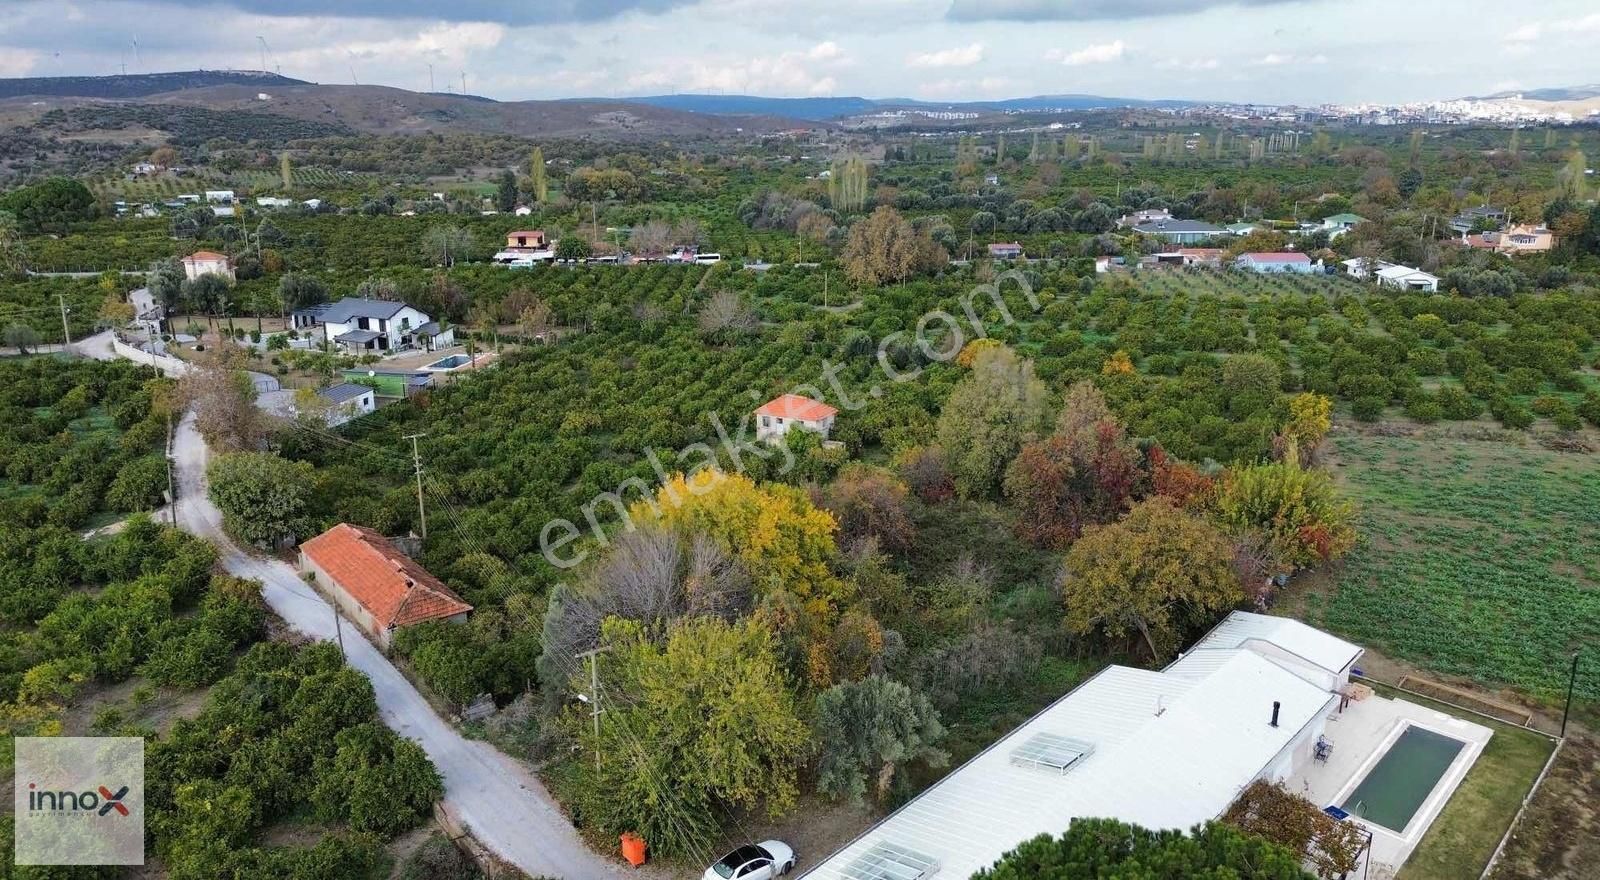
xmin=1132 ymin=219 xmax=1229 ymax=245
xmin=291 ymin=298 xmax=454 ymax=354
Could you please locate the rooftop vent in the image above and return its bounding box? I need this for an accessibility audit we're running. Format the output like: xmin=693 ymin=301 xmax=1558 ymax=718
xmin=1009 ymin=732 xmax=1095 ymax=775
xmin=842 ymin=842 xmax=940 ymax=880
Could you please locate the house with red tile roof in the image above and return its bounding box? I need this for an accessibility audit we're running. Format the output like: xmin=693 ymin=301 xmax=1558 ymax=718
xmin=299 ymin=523 xmax=472 ymax=648
xmin=181 ymin=250 xmax=234 ymax=282
xmin=755 ymin=393 xmax=838 ymax=443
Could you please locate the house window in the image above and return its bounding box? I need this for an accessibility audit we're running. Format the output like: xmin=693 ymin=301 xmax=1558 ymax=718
xmin=761 ymin=416 xmax=771 ymax=427
xmin=776 ymin=418 xmax=784 ymax=425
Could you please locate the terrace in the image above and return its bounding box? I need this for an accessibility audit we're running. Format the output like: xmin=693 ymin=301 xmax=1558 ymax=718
xmin=1290 ymin=690 xmax=1493 ymax=875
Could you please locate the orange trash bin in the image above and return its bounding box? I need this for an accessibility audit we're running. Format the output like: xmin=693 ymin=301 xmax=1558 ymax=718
xmin=621 ymin=832 xmax=647 ymax=867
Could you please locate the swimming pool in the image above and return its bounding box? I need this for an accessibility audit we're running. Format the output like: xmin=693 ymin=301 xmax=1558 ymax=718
xmin=425 ymin=354 xmax=473 ymax=370
xmin=1340 ymin=725 xmax=1466 ymax=832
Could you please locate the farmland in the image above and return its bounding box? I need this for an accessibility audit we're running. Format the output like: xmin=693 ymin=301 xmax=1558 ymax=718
xmin=1308 ymin=431 xmax=1600 ymax=713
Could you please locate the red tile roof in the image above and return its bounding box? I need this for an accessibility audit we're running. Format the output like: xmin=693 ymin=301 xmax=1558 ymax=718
xmin=756 ymin=393 xmax=838 ymax=422
xmin=183 ymin=250 xmax=230 ymax=262
xmin=301 ymin=523 xmax=472 ymax=629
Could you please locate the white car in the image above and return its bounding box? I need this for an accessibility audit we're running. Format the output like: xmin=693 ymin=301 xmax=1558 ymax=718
xmin=704 ymin=840 xmax=796 ymax=880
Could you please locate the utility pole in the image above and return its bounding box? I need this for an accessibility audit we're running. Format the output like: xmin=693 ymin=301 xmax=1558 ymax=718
xmin=404 ymin=432 xmax=428 ymax=539
xmin=1561 ymin=651 xmax=1579 ymax=738
xmin=576 ymin=646 xmax=610 ymax=771
xmin=333 ymin=604 xmax=346 ymax=657
xmin=165 ymin=408 xmax=177 ymax=527
xmin=57 ymin=294 xmax=72 ymax=349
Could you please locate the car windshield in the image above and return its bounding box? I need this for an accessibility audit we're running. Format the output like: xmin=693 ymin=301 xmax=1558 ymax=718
xmin=713 ymin=845 xmax=764 ymax=878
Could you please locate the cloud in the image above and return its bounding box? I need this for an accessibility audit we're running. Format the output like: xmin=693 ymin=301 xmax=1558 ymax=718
xmin=906 ymin=42 xmax=985 ymax=68
xmin=947 ymin=0 xmax=1299 ymax=22
xmin=1047 ymin=40 xmax=1126 ymax=66
xmin=1252 ymin=52 xmax=1326 ymax=66
xmin=1503 ymin=23 xmax=1542 ymax=42
xmin=626 ymin=42 xmax=848 ymax=96
xmin=98 ymin=0 xmax=696 ymax=24
xmin=1570 ymin=12 xmax=1600 ymax=32
xmin=1156 ymin=57 xmax=1220 ymax=71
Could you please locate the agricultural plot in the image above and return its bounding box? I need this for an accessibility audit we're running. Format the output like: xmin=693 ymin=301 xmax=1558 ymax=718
xmin=1308 ymin=433 xmax=1600 ymax=712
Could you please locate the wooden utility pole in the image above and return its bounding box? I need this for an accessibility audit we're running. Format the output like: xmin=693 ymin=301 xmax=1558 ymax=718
xmin=404 ymin=432 xmax=428 ymax=539
xmin=165 ymin=408 xmax=177 ymax=527
xmin=333 ymin=605 xmax=346 ymax=657
xmin=576 ymin=646 xmax=610 ymax=771
xmin=57 ymin=294 xmax=72 ymax=348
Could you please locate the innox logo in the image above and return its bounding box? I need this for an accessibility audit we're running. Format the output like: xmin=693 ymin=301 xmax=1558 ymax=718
xmin=25 ymin=783 xmax=132 ymax=817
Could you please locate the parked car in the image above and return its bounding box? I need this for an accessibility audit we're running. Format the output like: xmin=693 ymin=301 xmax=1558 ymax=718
xmin=704 ymin=840 xmax=796 ymax=879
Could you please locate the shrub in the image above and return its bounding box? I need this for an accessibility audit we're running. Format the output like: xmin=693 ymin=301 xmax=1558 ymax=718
xmin=1350 ymin=396 xmax=1385 ymax=421
xmin=1436 ymin=386 xmax=1484 ymax=421
xmin=1404 ymin=392 xmax=1443 ymax=424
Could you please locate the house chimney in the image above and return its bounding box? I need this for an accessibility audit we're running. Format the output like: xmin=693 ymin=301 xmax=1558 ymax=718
xmin=1270 ymin=701 xmax=1281 ymax=728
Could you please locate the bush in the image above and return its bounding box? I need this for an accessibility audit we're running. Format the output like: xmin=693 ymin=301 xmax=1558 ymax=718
xmin=1505 ymin=367 xmax=1543 ymax=395
xmin=1436 ymin=386 xmax=1484 ymax=421
xmin=1404 ymin=392 xmax=1443 ymax=424
xmin=1350 ymin=396 xmax=1385 ymax=422
xmin=1489 ymin=396 xmax=1535 ymax=429
xmin=106 ymin=454 xmax=168 ymax=512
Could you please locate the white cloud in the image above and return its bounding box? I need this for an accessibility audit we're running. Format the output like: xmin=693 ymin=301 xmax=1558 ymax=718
xmin=1049 ymin=39 xmax=1126 ymax=66
xmin=806 ymin=41 xmax=845 ymax=61
xmin=906 ymin=42 xmax=985 ymax=68
xmin=1570 ymin=12 xmax=1600 ymax=32
xmin=1157 ymin=56 xmax=1220 ymax=71
xmin=0 ymin=49 xmax=41 ymax=77
xmin=626 ymin=43 xmax=845 ymax=95
xmin=1252 ymin=52 xmax=1326 ymax=66
xmin=1504 ymin=23 xmax=1542 ymax=42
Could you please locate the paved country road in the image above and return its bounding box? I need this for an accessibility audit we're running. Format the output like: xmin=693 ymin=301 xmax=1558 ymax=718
xmin=169 ymin=411 xmax=630 ymax=879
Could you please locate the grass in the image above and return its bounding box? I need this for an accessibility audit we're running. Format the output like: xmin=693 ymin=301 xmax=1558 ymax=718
xmin=1305 ymin=433 xmax=1600 ymax=715
xmin=1358 ymin=682 xmax=1557 ymax=880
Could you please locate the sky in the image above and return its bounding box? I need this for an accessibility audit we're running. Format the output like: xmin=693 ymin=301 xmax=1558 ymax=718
xmin=1 ymin=0 xmax=1598 ymax=105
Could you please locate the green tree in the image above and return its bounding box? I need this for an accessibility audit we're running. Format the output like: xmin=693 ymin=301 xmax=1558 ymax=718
xmin=0 ymin=211 xmax=27 ymax=276
xmin=578 ymin=616 xmax=811 ymax=857
xmin=207 ymin=452 xmax=317 ymax=548
xmin=814 ymin=675 xmax=947 ymax=804
xmin=0 ymin=177 xmax=95 ymax=232
xmin=529 ymin=146 xmax=548 ymax=203
xmin=146 ymin=257 xmax=186 ymax=317
xmin=4 ymin=322 xmax=39 ymax=353
xmin=554 ymin=235 xmax=592 ymax=261
xmin=107 ymin=454 xmax=168 ymax=512
xmin=422 ymin=225 xmax=474 ymax=267
xmin=1214 ymin=447 xmax=1356 ymax=570
xmin=935 ymin=345 xmax=1050 ymax=498
xmin=1062 ymin=498 xmax=1242 ymax=660
xmin=974 ymin=818 xmax=1315 ymax=879
xmin=312 ymin=723 xmax=442 ymax=836
xmin=495 ymin=169 xmax=519 ymax=213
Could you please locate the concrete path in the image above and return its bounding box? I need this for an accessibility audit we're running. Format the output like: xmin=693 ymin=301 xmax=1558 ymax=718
xmin=169 ymin=413 xmax=630 ymax=879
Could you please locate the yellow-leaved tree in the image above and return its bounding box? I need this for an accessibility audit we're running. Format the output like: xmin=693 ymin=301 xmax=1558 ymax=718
xmin=632 ymin=470 xmax=847 ymax=615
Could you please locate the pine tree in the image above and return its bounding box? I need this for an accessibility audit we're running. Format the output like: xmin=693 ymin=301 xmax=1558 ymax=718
xmin=529 ymin=146 xmax=548 ymax=203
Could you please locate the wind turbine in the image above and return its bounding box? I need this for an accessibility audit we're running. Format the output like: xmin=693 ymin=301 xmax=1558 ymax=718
xmin=460 ymin=70 xmax=466 ymax=96
xmin=131 ymin=35 xmax=140 ymax=71
xmin=427 ymin=63 xmax=434 ymax=92
xmin=256 ymin=36 xmax=270 ymax=73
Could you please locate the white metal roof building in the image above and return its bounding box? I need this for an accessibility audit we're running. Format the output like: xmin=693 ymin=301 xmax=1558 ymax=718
xmin=801 ymin=613 xmax=1362 ymax=880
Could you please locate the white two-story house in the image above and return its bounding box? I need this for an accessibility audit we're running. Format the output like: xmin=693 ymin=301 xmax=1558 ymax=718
xmin=292 ymin=297 xmax=454 ymax=354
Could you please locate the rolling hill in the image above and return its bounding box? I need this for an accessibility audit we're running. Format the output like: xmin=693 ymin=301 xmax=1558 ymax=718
xmin=0 ymin=69 xmax=306 ymax=101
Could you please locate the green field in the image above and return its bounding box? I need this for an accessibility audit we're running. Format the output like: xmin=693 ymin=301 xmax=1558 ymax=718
xmin=1308 ymin=433 xmax=1600 ymax=711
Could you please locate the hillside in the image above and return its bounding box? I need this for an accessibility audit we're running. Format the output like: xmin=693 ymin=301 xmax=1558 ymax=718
xmin=0 ymin=69 xmax=305 ymax=100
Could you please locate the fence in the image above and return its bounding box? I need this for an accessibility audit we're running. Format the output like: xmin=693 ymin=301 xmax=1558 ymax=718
xmin=110 ymin=338 xmax=190 ymax=377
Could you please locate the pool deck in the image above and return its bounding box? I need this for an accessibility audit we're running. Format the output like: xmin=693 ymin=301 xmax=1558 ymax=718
xmin=1290 ymin=692 xmax=1492 ymax=876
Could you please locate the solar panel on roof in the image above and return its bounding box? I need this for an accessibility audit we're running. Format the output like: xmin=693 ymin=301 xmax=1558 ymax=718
xmin=1009 ymin=732 xmax=1095 ymax=774
xmin=842 ymin=841 xmax=939 ymax=880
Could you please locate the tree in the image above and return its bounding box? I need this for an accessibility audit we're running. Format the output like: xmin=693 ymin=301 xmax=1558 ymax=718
xmin=842 ymin=206 xmax=946 ymax=287
xmin=495 ymin=169 xmax=518 ymax=213
xmin=973 ymin=819 xmax=1315 ymax=879
xmin=107 ymin=455 xmax=168 ymax=512
xmin=207 ymin=452 xmax=317 ymax=548
xmin=629 ymin=218 xmax=673 ymax=254
xmin=0 ymin=211 xmax=26 ymax=276
xmin=696 ymin=289 xmax=758 ymax=342
xmin=814 ymin=675 xmax=947 ymax=804
xmin=1062 ymin=498 xmax=1242 ymax=660
xmin=554 ymin=236 xmax=592 ymax=261
xmin=147 ymin=257 xmax=186 ymax=317
xmin=278 ymin=273 xmax=329 ymax=310
xmin=1282 ymin=392 xmax=1332 ymax=462
xmin=4 ymin=323 xmax=39 ymax=354
xmin=0 ymin=177 xmax=95 ymax=232
xmin=576 ymin=616 xmax=811 ymax=857
xmin=1214 ymin=448 xmax=1356 ymax=571
xmin=311 ymin=723 xmax=442 ymax=836
xmin=935 ymin=346 xmax=1051 ymax=498
xmin=818 ymin=465 xmax=915 ymax=552
xmin=181 ymin=273 xmax=231 ymax=322
xmin=529 ymin=146 xmax=548 ymax=203
xmin=150 ymin=145 xmax=179 ymax=169
xmin=178 ymin=356 xmax=269 ymax=452
xmin=1223 ymin=781 xmax=1366 ymax=880
xmin=517 ymin=298 xmax=553 ymax=343
xmin=636 ymin=471 xmax=844 ymax=613
xmin=421 ymin=225 xmax=474 ymax=267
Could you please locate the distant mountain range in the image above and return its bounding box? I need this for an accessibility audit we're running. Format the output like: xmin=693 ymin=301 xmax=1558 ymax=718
xmin=1468 ymin=84 xmax=1600 ymax=102
xmin=601 ymin=92 xmax=1198 ymax=120
xmin=0 ymin=70 xmax=306 ymax=101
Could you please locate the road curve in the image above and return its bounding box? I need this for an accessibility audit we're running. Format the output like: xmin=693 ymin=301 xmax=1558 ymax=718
xmin=170 ymin=412 xmax=628 ymax=880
